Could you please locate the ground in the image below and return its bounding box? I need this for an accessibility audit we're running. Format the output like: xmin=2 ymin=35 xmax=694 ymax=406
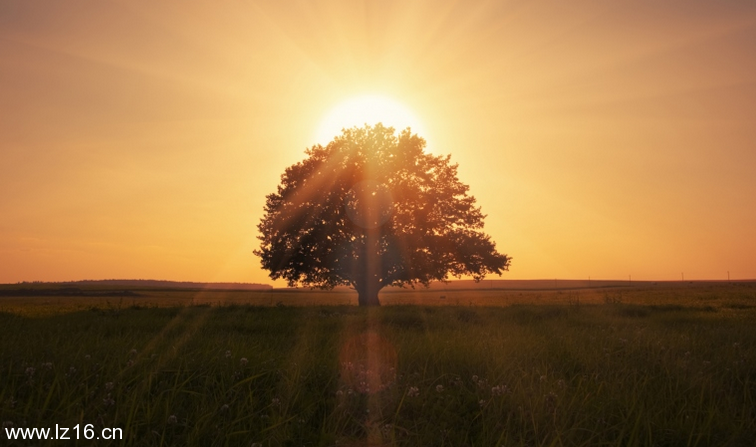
xmin=1 ymin=281 xmax=755 ymax=446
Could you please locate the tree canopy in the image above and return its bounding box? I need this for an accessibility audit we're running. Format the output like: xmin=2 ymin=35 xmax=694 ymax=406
xmin=255 ymin=124 xmax=511 ymax=306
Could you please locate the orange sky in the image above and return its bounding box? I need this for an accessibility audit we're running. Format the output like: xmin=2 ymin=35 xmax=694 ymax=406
xmin=1 ymin=0 xmax=755 ymax=284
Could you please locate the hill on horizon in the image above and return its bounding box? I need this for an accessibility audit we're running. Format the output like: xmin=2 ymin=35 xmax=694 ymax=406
xmin=11 ymin=279 xmax=273 ymax=291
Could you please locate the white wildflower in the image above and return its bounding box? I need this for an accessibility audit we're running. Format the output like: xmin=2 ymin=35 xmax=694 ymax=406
xmin=491 ymin=385 xmax=509 ymax=396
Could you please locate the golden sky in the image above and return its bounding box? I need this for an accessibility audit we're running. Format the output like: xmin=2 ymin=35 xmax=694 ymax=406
xmin=1 ymin=0 xmax=755 ymax=284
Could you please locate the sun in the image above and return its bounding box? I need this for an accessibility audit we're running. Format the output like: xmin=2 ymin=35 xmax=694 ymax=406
xmin=315 ymin=94 xmax=428 ymax=146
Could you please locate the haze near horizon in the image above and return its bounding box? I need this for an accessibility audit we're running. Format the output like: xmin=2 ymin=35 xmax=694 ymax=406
xmin=1 ymin=0 xmax=755 ymax=285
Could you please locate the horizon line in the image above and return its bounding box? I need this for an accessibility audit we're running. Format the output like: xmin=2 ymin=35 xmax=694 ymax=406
xmin=4 ymin=277 xmax=756 ymax=287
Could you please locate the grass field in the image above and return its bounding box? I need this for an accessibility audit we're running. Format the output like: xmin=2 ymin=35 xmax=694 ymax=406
xmin=1 ymin=282 xmax=755 ymax=446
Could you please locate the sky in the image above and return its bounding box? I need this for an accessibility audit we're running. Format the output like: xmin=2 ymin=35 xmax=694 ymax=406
xmin=1 ymin=0 xmax=755 ymax=285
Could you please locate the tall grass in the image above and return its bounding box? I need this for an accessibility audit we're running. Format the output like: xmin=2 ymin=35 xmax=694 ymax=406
xmin=1 ymin=300 xmax=755 ymax=446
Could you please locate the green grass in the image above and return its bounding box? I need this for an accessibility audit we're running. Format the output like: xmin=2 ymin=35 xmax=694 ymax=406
xmin=1 ymin=286 xmax=756 ymax=446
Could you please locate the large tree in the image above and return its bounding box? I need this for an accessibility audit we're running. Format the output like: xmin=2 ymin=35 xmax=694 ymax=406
xmin=255 ymin=124 xmax=511 ymax=306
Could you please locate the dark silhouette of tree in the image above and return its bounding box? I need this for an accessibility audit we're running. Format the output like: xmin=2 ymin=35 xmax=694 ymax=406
xmin=255 ymin=124 xmax=511 ymax=306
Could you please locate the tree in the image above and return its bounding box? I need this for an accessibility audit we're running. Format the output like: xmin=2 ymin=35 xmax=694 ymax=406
xmin=255 ymin=124 xmax=511 ymax=306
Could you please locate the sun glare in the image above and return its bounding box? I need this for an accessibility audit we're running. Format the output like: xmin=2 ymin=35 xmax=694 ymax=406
xmin=315 ymin=95 xmax=428 ymax=146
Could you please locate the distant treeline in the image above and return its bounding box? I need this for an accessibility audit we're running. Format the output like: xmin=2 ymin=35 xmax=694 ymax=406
xmin=66 ymin=280 xmax=273 ymax=290
xmin=382 ymin=279 xmax=751 ymax=292
xmin=10 ymin=280 xmax=273 ymax=291
xmin=0 ymin=288 xmax=141 ymax=297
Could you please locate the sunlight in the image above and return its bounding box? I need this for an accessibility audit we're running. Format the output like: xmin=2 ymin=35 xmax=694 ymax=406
xmin=314 ymin=94 xmax=429 ymax=146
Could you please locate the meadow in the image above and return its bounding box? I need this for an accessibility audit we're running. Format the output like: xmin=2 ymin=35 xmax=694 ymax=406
xmin=1 ymin=282 xmax=755 ymax=446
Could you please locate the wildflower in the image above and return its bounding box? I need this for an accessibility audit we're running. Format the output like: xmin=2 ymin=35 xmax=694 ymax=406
xmin=540 ymin=375 xmax=547 ymax=383
xmin=220 ymin=404 xmax=229 ymax=412
xmin=733 ymin=342 xmax=740 ymax=348
xmin=68 ymin=366 xmax=77 ymax=375
xmin=2 ymin=421 xmax=12 ymax=429
xmin=271 ymin=397 xmax=281 ymax=407
xmin=126 ymin=360 xmax=134 ymax=367
xmin=167 ymin=415 xmax=177 ymax=425
xmin=436 ymin=384 xmax=444 ymax=393
xmin=225 ymin=350 xmax=232 ymax=358
xmin=129 ymin=349 xmax=137 ymax=356
xmin=472 ymin=375 xmax=479 ymax=382
xmin=335 ymin=390 xmax=343 ymax=396
xmin=407 ymin=386 xmax=419 ymax=397
xmin=491 ymin=385 xmax=509 ymax=396
xmin=105 ymin=382 xmax=114 ymax=391
xmin=102 ymin=395 xmax=115 ymax=407
xmin=479 ymin=399 xmax=486 ymax=408
xmin=240 ymin=357 xmax=248 ymax=367
xmin=84 ymin=354 xmax=91 ymax=361
xmin=557 ymin=379 xmax=566 ymax=388
xmin=25 ymin=367 xmax=36 ymax=377
xmin=42 ymin=362 xmax=53 ymax=370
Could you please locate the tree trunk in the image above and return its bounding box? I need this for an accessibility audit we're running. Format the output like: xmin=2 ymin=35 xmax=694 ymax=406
xmin=357 ymin=286 xmax=381 ymax=306
xmin=356 ymin=275 xmax=382 ymax=306
xmin=357 ymin=290 xmax=381 ymax=306
xmin=355 ymin=227 xmax=383 ymax=306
